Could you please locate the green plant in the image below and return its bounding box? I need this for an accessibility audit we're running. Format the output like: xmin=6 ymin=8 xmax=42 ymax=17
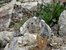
xmin=36 ymin=2 xmax=65 ymax=27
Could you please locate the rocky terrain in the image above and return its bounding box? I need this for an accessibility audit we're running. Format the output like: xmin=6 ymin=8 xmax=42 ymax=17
xmin=0 ymin=0 xmax=66 ymax=50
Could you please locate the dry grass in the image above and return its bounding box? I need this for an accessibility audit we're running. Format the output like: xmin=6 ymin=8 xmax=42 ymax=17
xmin=32 ymin=35 xmax=48 ymax=50
xmin=36 ymin=35 xmax=48 ymax=50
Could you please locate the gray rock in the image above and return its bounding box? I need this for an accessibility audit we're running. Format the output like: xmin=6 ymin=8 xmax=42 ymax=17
xmin=15 ymin=2 xmax=38 ymax=12
xmin=52 ymin=48 xmax=60 ymax=50
xmin=0 ymin=31 xmax=14 ymax=47
xmin=17 ymin=0 xmax=53 ymax=3
xmin=50 ymin=36 xmax=63 ymax=49
xmin=15 ymin=0 xmax=53 ymax=13
xmin=0 ymin=0 xmax=16 ymax=31
xmin=0 ymin=14 xmax=11 ymax=31
xmin=62 ymin=36 xmax=66 ymax=44
xmin=4 ymin=35 xmax=37 ymax=50
xmin=51 ymin=24 xmax=58 ymax=35
xmin=58 ymin=10 xmax=66 ymax=36
xmin=0 ymin=48 xmax=4 ymax=50
xmin=0 ymin=0 xmax=11 ymax=7
xmin=60 ymin=45 xmax=66 ymax=50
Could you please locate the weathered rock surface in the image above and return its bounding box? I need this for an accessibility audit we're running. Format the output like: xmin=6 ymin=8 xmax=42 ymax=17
xmin=52 ymin=46 xmax=66 ymax=50
xmin=0 ymin=0 xmax=12 ymax=7
xmin=1 ymin=0 xmax=66 ymax=50
xmin=0 ymin=31 xmax=14 ymax=47
xmin=48 ymin=35 xmax=66 ymax=50
xmin=51 ymin=24 xmax=58 ymax=35
xmin=15 ymin=2 xmax=38 ymax=17
xmin=17 ymin=0 xmax=53 ymax=3
xmin=61 ymin=45 xmax=66 ymax=50
xmin=58 ymin=10 xmax=66 ymax=36
xmin=50 ymin=36 xmax=63 ymax=49
xmin=0 ymin=0 xmax=16 ymax=31
xmin=16 ymin=0 xmax=53 ymax=12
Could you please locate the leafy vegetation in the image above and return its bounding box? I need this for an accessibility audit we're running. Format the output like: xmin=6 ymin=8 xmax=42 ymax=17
xmin=36 ymin=2 xmax=65 ymax=27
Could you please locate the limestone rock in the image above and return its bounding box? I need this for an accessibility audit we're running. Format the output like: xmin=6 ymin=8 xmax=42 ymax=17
xmin=0 ymin=31 xmax=14 ymax=47
xmin=50 ymin=36 xmax=63 ymax=49
xmin=0 ymin=0 xmax=11 ymax=7
xmin=58 ymin=10 xmax=66 ymax=36
xmin=51 ymin=24 xmax=58 ymax=35
xmin=17 ymin=0 xmax=53 ymax=3
xmin=0 ymin=0 xmax=16 ymax=31
xmin=4 ymin=36 xmax=37 ymax=50
xmin=15 ymin=2 xmax=38 ymax=12
xmin=62 ymin=36 xmax=66 ymax=44
xmin=52 ymin=48 xmax=60 ymax=50
xmin=61 ymin=46 xmax=66 ymax=50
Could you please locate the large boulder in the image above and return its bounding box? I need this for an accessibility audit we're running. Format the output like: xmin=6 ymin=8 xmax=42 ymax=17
xmin=58 ymin=10 xmax=66 ymax=36
xmin=4 ymin=34 xmax=37 ymax=50
xmin=0 ymin=0 xmax=16 ymax=31
xmin=16 ymin=0 xmax=53 ymax=11
xmin=15 ymin=2 xmax=38 ymax=12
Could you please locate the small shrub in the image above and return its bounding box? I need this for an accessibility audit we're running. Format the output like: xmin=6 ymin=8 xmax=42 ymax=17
xmin=36 ymin=2 xmax=65 ymax=27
